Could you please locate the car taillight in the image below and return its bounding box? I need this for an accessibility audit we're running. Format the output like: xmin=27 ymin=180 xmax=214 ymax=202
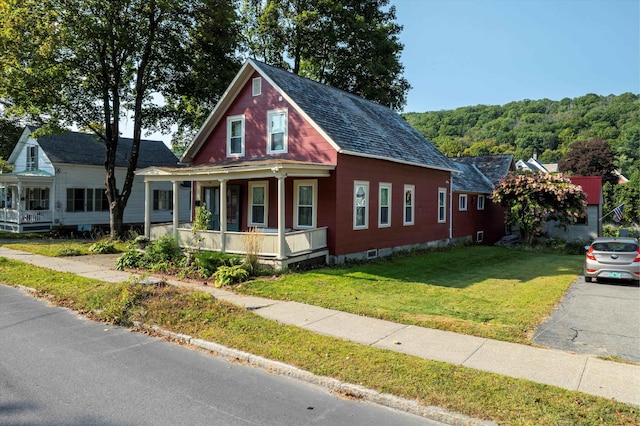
xmin=634 ymin=248 xmax=640 ymax=263
xmin=586 ymin=246 xmax=596 ymax=261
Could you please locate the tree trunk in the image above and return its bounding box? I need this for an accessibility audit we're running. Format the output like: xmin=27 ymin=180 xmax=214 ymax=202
xmin=109 ymin=200 xmax=126 ymax=240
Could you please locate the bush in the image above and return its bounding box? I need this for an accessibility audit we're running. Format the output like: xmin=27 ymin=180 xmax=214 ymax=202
xmin=212 ymin=265 xmax=249 ymax=287
xmin=116 ymin=251 xmax=144 ymax=270
xmin=56 ymin=246 xmax=82 ymax=257
xmin=194 ymin=251 xmax=242 ymax=275
xmin=144 ymin=235 xmax=183 ymax=264
xmin=89 ymin=240 xmax=118 ymax=254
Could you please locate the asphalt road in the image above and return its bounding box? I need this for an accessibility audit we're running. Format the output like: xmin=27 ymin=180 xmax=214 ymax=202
xmin=533 ymin=276 xmax=640 ymax=362
xmin=0 ymin=285 xmax=441 ymax=426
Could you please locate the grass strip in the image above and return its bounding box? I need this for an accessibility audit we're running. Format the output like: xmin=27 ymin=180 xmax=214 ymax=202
xmin=0 ymin=257 xmax=637 ymax=425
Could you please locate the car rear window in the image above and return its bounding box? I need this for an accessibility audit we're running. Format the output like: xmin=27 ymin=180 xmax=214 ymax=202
xmin=592 ymin=242 xmax=639 ymax=252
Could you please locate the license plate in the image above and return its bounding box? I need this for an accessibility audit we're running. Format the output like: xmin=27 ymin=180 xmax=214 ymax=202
xmin=608 ymin=272 xmax=622 ymax=278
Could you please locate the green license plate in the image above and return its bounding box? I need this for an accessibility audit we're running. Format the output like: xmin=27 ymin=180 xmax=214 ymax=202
xmin=609 ymin=272 xmax=622 ymax=278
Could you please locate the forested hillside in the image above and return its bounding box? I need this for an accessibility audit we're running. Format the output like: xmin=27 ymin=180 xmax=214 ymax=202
xmin=402 ymin=93 xmax=639 ymax=178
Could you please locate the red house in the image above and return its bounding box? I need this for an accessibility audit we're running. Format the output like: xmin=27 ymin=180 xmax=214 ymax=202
xmin=450 ymin=155 xmax=515 ymax=245
xmin=137 ymin=60 xmax=505 ymax=268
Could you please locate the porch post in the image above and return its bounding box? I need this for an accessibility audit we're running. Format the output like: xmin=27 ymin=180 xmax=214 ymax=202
xmin=144 ymin=180 xmax=151 ymax=238
xmin=16 ymin=182 xmax=23 ymax=221
xmin=172 ymin=180 xmax=179 ymax=239
xmin=219 ymin=178 xmax=227 ymax=252
xmin=276 ymin=174 xmax=286 ymax=260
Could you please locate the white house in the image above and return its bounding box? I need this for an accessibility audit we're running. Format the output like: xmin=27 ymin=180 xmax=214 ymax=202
xmin=0 ymin=127 xmax=191 ymax=233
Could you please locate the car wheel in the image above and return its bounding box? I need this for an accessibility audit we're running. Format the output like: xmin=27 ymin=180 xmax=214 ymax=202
xmin=585 ymin=276 xmax=592 ymax=282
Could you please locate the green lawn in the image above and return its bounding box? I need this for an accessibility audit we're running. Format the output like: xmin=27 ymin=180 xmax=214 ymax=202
xmin=237 ymin=246 xmax=583 ymax=343
xmin=2 ymin=240 xmax=128 ymax=256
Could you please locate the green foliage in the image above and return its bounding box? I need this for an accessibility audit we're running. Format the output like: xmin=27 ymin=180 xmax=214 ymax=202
xmin=403 ymin=93 xmax=640 ymax=178
xmin=56 ymin=246 xmax=83 ymax=257
xmin=491 ymin=172 xmax=587 ymax=245
xmin=192 ymin=205 xmax=212 ymax=233
xmin=194 ymin=250 xmax=242 ymax=274
xmin=145 ymin=235 xmax=183 ymax=264
xmin=115 ymin=250 xmax=144 ymax=270
xmin=89 ymin=240 xmax=118 ymax=254
xmin=240 ymin=0 xmax=409 ymax=110
xmin=0 ymin=0 xmax=240 ymax=239
xmin=213 ymin=265 xmax=249 ymax=287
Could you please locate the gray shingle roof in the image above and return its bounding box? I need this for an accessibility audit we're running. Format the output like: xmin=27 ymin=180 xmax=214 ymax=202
xmin=253 ymin=60 xmax=456 ymax=171
xmin=34 ymin=130 xmax=179 ymax=168
xmin=451 ymin=154 xmax=514 ymax=193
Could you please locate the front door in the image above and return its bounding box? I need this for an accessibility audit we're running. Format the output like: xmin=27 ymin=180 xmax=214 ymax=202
xmin=204 ymin=185 xmax=240 ymax=231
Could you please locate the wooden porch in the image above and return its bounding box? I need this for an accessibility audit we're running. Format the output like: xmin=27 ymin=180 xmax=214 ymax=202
xmin=0 ymin=208 xmax=54 ymax=233
xmin=150 ymin=222 xmax=329 ymax=269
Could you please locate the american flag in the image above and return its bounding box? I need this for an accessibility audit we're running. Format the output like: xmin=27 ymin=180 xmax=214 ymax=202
xmin=613 ymin=203 xmax=625 ymax=222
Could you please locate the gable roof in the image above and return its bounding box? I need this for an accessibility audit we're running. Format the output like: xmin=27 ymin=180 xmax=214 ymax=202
xmin=14 ymin=127 xmax=179 ymax=169
xmin=450 ymin=154 xmax=514 ymax=193
xmin=182 ymin=59 xmax=455 ymax=172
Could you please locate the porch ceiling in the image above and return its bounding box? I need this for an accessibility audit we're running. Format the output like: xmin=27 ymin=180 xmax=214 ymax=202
xmin=136 ymin=159 xmax=335 ymax=182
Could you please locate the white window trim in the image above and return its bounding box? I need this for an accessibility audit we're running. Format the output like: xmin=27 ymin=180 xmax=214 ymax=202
xmin=477 ymin=230 xmax=484 ymax=243
xmin=248 ymin=181 xmax=268 ymax=227
xmin=378 ymin=183 xmax=392 ymax=228
xmin=438 ymin=188 xmax=447 ymax=223
xmin=252 ymin=77 xmax=262 ymax=96
xmin=353 ymin=181 xmax=369 ymax=230
xmin=459 ymin=194 xmax=467 ymax=211
xmin=403 ymin=184 xmax=415 ymax=226
xmin=477 ymin=194 xmax=486 ymax=210
xmin=226 ymin=115 xmax=245 ymax=157
xmin=293 ymin=179 xmax=317 ymax=229
xmin=267 ymin=108 xmax=288 ymax=154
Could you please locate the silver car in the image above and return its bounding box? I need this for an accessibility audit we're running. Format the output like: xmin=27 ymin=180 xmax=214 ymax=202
xmin=584 ymin=237 xmax=640 ymax=282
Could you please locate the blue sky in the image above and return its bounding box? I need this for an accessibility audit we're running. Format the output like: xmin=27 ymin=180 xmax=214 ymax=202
xmin=393 ymin=0 xmax=640 ymax=113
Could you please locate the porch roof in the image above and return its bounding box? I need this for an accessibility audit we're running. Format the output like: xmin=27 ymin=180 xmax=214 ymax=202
xmin=136 ymin=158 xmax=335 ymax=182
xmin=0 ymin=169 xmax=54 ymax=183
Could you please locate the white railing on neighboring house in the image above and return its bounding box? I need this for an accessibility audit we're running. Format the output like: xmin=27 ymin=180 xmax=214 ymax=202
xmin=149 ymin=223 xmax=328 ymax=258
xmin=0 ymin=209 xmax=52 ymax=224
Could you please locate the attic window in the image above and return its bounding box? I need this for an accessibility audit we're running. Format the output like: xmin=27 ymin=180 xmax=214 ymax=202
xmin=26 ymin=145 xmax=38 ymax=170
xmin=252 ymin=77 xmax=262 ymax=96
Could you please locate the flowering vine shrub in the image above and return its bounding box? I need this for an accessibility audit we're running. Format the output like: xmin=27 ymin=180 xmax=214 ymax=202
xmin=491 ymin=172 xmax=587 ymax=245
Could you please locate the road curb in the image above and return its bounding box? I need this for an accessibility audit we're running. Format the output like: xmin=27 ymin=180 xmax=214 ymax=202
xmin=136 ymin=321 xmax=495 ymax=426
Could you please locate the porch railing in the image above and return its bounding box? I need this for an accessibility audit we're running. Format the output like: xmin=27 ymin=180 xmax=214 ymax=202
xmin=0 ymin=209 xmax=53 ymax=224
xmin=149 ymin=223 xmax=328 ymax=258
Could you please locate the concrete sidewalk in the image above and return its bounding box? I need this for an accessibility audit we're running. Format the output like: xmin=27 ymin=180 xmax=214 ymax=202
xmin=1 ymin=247 xmax=638 ymax=407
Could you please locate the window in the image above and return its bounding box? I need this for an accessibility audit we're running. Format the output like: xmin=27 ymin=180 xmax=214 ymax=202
xmin=459 ymin=194 xmax=467 ymax=211
xmin=227 ymin=115 xmax=245 ymax=156
xmin=249 ymin=181 xmax=268 ymax=227
xmin=153 ymin=190 xmax=173 ymax=210
xmin=294 ymin=180 xmax=316 ymax=228
xmin=67 ymin=188 xmax=109 ymax=212
xmin=477 ymin=231 xmax=484 ymax=243
xmin=379 ymin=183 xmax=391 ymax=227
xmin=477 ymin=194 xmax=485 ymax=210
xmin=252 ymin=77 xmax=262 ymax=96
xmin=26 ymin=145 xmax=38 ymax=170
xmin=67 ymin=188 xmax=86 ymax=212
xmin=404 ymin=185 xmax=414 ymax=225
xmin=26 ymin=188 xmax=49 ymax=210
xmin=353 ymin=181 xmax=369 ymax=229
xmin=438 ymin=188 xmax=447 ymax=223
xmin=267 ymin=109 xmax=287 ymax=153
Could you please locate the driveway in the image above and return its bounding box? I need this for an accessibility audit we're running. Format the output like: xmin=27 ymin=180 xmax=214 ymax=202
xmin=533 ymin=276 xmax=640 ymax=362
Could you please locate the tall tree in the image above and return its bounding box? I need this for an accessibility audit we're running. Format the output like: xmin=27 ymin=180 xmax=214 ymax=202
xmin=0 ymin=0 xmax=240 ymax=238
xmin=558 ymin=138 xmax=617 ymax=185
xmin=491 ymin=172 xmax=587 ymax=245
xmin=241 ymin=0 xmax=410 ymax=110
xmin=0 ymin=115 xmax=22 ymax=160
